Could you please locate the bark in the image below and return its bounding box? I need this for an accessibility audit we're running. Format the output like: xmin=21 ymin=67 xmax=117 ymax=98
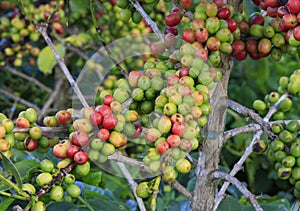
xmin=191 ymin=54 xmax=233 ymax=210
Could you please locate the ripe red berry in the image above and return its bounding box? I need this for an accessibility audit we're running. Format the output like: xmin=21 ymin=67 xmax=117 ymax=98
xmin=165 ymin=13 xmax=181 ymax=27
xmin=74 ymin=151 xmax=89 ymax=165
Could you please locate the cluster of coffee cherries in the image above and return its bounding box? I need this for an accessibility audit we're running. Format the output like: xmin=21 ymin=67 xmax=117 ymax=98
xmin=0 ymin=1 xmax=65 ymax=67
xmin=268 ymin=120 xmax=300 ymax=198
xmin=253 ymin=0 xmax=300 ymax=41
xmin=250 ymin=69 xmax=300 ymax=198
xmin=21 ymin=158 xmax=83 ymax=210
xmin=253 ymin=69 xmax=300 ymax=119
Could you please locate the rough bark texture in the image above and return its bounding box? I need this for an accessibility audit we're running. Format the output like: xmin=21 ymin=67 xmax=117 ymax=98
xmin=191 ymin=54 xmax=233 ymax=211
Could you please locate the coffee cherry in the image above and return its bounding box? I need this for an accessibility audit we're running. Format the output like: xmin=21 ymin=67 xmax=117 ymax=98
xmin=29 ymin=126 xmax=42 ymax=140
xmin=36 ymin=172 xmax=53 ymax=186
xmin=162 ymin=166 xmax=178 ymax=182
xmin=40 ymin=159 xmax=54 ymax=172
xmin=75 ymin=161 xmax=90 ymax=177
xmin=74 ymin=151 xmax=89 ymax=165
xmin=66 ymin=184 xmax=81 ymax=198
xmin=136 ymin=182 xmax=152 ymax=198
xmin=22 ymin=183 xmax=36 ymax=195
xmin=31 ymin=201 xmax=46 ymax=211
xmin=253 ymin=140 xmax=267 ymax=154
xmin=50 ymin=185 xmax=64 ymax=201
xmin=176 ymin=159 xmax=191 ymax=173
xmin=277 ymin=167 xmax=292 ymax=179
xmin=64 ymin=174 xmax=76 ymax=185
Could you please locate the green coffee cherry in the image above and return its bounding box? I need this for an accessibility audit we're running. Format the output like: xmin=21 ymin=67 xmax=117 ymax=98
xmin=270 ymin=140 xmax=285 ymax=152
xmin=136 ymin=182 xmax=152 ymax=198
xmin=40 ymin=159 xmax=54 ymax=173
xmin=66 ymin=184 xmax=81 ymax=198
xmin=50 ymin=186 xmax=64 ymax=201
xmin=274 ymin=151 xmax=287 ymax=162
xmin=253 ymin=140 xmax=267 ymax=154
xmin=282 ymin=156 xmax=296 ymax=168
xmin=36 ymin=172 xmax=53 ymax=186
xmin=291 ymin=141 xmax=300 ymax=157
xmin=292 ymin=167 xmax=300 ymax=180
xmin=271 ymin=122 xmax=283 ymax=134
xmin=31 ymin=201 xmax=46 ymax=211
xmin=277 ymin=167 xmax=292 ymax=179
xmin=279 ymin=130 xmax=294 ymax=143
xmin=253 ymin=100 xmax=266 ymax=111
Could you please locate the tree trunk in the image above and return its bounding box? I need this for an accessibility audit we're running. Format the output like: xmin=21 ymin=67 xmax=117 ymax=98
xmin=191 ymin=54 xmax=233 ymax=211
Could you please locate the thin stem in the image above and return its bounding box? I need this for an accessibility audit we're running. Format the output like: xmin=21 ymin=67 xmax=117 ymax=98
xmin=12 ymin=126 xmax=68 ymax=134
xmin=39 ymin=78 xmax=64 ymax=119
xmin=36 ymin=24 xmax=89 ymax=108
xmin=0 ymin=88 xmax=40 ymax=112
xmin=0 ymin=190 xmax=28 ymax=201
xmin=78 ymin=196 xmax=95 ymax=211
xmin=108 ymin=152 xmax=151 ymax=172
xmin=211 ymin=171 xmax=263 ymax=211
xmin=117 ymin=162 xmax=146 ymax=211
xmin=215 ymin=94 xmax=291 ymax=210
xmin=169 ymin=180 xmax=193 ymax=201
xmin=5 ymin=66 xmax=52 ymax=94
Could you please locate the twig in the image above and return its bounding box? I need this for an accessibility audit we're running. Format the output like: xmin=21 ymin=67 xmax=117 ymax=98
xmin=214 ymin=94 xmax=291 ymax=210
xmin=65 ymin=44 xmax=89 ymax=60
xmin=36 ymin=23 xmax=89 ymax=108
xmin=117 ymin=162 xmax=146 ymax=211
xmin=12 ymin=126 xmax=68 ymax=133
xmin=226 ymin=98 xmax=274 ymax=139
xmin=170 ymin=0 xmax=194 ymax=20
xmin=222 ymin=124 xmax=261 ymax=145
xmin=186 ymin=153 xmax=197 ymax=165
xmin=0 ymin=88 xmax=40 ymax=112
xmin=169 ymin=180 xmax=193 ymax=201
xmin=39 ymin=78 xmax=64 ymax=120
xmin=9 ymin=99 xmax=19 ymax=119
xmin=89 ymin=1 xmax=127 ymax=78
xmin=108 ymin=152 xmax=151 ymax=173
xmin=129 ymin=0 xmax=164 ymax=42
xmin=211 ymin=171 xmax=263 ymax=211
xmin=5 ymin=66 xmax=52 ymax=94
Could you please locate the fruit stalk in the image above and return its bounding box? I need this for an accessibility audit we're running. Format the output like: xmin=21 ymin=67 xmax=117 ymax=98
xmin=211 ymin=171 xmax=263 ymax=211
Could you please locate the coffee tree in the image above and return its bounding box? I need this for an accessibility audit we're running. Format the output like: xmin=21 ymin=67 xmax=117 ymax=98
xmin=0 ymin=0 xmax=300 ymax=210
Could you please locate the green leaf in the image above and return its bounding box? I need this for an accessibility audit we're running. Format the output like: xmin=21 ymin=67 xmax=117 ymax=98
xmin=242 ymin=203 xmax=288 ymax=211
xmin=1 ymin=0 xmax=17 ymax=2
xmin=0 ymin=198 xmax=15 ymax=210
xmin=87 ymin=198 xmax=131 ymax=211
xmin=0 ymin=151 xmax=22 ymax=189
xmin=217 ymin=196 xmax=243 ymax=211
xmin=15 ymin=160 xmax=39 ymax=180
xmin=82 ymin=171 xmax=102 ymax=186
xmin=46 ymin=202 xmax=77 ymax=211
xmin=37 ymin=44 xmax=65 ymax=74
